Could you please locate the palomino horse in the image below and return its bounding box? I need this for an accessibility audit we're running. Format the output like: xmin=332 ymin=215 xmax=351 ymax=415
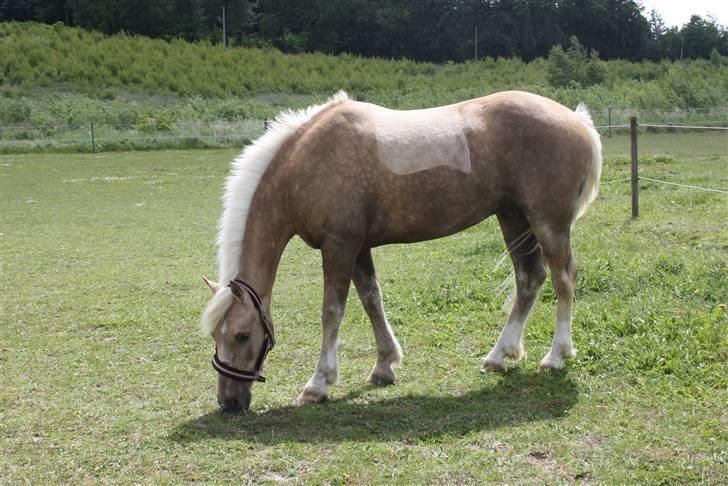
xmin=201 ymin=91 xmax=602 ymax=412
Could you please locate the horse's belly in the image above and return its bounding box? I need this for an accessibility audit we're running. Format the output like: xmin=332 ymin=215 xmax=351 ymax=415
xmin=367 ymin=175 xmax=496 ymax=246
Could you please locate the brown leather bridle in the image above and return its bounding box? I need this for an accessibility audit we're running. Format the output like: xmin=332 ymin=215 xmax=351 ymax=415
xmin=211 ymin=279 xmax=275 ymax=383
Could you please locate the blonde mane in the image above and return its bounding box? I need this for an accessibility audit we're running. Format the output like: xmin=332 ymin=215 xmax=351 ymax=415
xmin=201 ymin=91 xmax=349 ymax=334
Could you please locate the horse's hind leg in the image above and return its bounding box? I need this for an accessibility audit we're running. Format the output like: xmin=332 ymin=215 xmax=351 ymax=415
xmin=535 ymin=225 xmax=578 ymax=371
xmin=482 ymin=211 xmax=546 ymax=372
xmin=353 ymin=249 xmax=402 ymax=385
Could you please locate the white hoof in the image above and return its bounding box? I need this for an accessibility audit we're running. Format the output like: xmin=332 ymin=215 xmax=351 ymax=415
xmin=539 ymin=346 xmax=576 ymax=371
xmin=539 ymin=352 xmax=564 ymax=371
xmin=297 ymin=387 xmax=328 ymax=404
xmin=368 ymin=365 xmax=396 ymax=385
xmin=481 ymin=354 xmax=507 ymax=373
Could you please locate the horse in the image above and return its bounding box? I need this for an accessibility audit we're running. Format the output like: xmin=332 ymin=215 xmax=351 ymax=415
xmin=200 ymin=90 xmax=602 ymax=412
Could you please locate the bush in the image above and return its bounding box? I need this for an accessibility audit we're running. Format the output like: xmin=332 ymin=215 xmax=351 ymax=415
xmin=709 ymin=48 xmax=727 ymax=66
xmin=547 ymin=36 xmax=606 ymax=88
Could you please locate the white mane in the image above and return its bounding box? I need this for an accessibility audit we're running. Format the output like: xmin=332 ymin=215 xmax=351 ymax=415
xmin=217 ymin=91 xmax=349 ymax=286
xmin=201 ymin=91 xmax=349 ymax=335
xmin=200 ymin=286 xmax=234 ymax=335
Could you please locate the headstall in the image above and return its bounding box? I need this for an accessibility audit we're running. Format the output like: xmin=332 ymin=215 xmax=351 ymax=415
xmin=211 ymin=279 xmax=275 ymax=383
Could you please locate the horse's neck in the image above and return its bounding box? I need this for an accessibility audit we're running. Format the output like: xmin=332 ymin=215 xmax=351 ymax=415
xmin=236 ymin=210 xmax=290 ymax=309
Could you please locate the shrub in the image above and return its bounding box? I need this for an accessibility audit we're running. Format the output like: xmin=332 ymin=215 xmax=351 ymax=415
xmin=547 ymin=36 xmax=606 ymax=88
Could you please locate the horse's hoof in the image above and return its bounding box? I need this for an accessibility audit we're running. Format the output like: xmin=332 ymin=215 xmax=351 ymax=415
xmin=538 ymin=354 xmax=564 ymax=372
xmin=368 ymin=371 xmax=395 ymax=386
xmin=480 ymin=358 xmax=506 ymax=373
xmin=297 ymin=389 xmax=328 ymax=404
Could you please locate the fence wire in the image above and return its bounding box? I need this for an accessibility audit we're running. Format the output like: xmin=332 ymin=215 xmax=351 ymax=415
xmin=638 ymin=177 xmax=728 ymax=195
xmin=639 ymin=124 xmax=728 ymax=131
xmin=596 ymin=121 xmax=728 ymax=197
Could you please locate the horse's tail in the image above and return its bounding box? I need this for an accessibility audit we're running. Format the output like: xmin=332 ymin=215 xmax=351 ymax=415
xmin=572 ymin=103 xmax=603 ymax=225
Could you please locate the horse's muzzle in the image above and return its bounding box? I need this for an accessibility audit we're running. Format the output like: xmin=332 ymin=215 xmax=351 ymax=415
xmin=218 ymin=393 xmax=251 ymax=412
xmin=218 ymin=376 xmax=252 ymax=412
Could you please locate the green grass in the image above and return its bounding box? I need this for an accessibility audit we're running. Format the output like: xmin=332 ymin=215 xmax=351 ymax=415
xmin=1 ymin=132 xmax=726 ymax=483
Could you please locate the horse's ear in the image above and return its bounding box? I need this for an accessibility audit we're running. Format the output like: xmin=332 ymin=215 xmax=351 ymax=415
xmin=228 ymin=279 xmax=244 ymax=300
xmin=203 ymin=277 xmax=221 ymax=294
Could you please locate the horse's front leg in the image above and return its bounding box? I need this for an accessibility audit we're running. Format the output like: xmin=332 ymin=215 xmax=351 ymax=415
xmin=353 ymin=249 xmax=402 ymax=385
xmin=298 ymin=243 xmax=357 ymax=404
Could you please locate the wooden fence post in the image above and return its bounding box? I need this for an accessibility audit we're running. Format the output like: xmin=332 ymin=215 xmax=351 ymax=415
xmin=91 ymin=123 xmax=96 ymax=153
xmin=608 ymin=108 xmax=612 ymax=138
xmin=630 ymin=116 xmax=639 ymax=218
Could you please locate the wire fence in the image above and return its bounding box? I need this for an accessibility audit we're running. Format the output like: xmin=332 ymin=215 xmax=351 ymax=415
xmin=0 ymin=119 xmax=268 ymax=153
xmin=597 ymin=118 xmax=728 ymax=217
xmin=588 ymin=106 xmax=728 ymax=136
xmin=1 ymin=107 xmax=727 ymax=154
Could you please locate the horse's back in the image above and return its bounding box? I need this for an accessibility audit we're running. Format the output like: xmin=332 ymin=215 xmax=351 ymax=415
xmin=283 ymin=91 xmax=598 ymax=246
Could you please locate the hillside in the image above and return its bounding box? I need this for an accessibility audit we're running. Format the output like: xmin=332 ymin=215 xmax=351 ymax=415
xmin=4 ymin=22 xmax=728 ymax=104
xmin=1 ymin=22 xmax=727 ymax=152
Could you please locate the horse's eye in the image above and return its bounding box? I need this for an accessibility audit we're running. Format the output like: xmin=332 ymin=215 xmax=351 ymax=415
xmin=234 ymin=332 xmax=250 ymax=343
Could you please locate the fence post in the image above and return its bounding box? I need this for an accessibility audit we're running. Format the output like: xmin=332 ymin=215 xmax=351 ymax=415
xmin=264 ymin=119 xmax=269 ymax=131
xmin=91 ymin=123 xmax=96 ymax=153
xmin=608 ymin=108 xmax=612 ymax=138
xmin=630 ymin=116 xmax=639 ymax=218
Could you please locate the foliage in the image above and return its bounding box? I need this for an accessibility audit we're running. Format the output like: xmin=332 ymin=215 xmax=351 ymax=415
xmin=1 ymin=133 xmax=727 ymax=482
xmin=1 ymin=22 xmax=727 ymax=121
xmin=0 ymin=22 xmax=727 ymax=154
xmin=546 ymin=36 xmax=606 ymax=88
xmin=2 ymin=1 xmax=727 ymax=61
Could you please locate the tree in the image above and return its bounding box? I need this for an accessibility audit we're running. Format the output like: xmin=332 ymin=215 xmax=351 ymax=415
xmin=0 ymin=0 xmax=34 ymax=21
xmin=6 ymin=0 xmax=727 ymax=62
xmin=556 ymin=0 xmax=648 ymax=60
xmin=681 ymin=15 xmax=723 ymax=59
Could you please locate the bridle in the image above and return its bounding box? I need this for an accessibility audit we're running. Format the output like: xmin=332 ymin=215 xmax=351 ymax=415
xmin=211 ymin=279 xmax=276 ymax=383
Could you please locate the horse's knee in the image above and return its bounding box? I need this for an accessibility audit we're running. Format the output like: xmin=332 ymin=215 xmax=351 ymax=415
xmin=322 ymin=302 xmax=345 ymax=325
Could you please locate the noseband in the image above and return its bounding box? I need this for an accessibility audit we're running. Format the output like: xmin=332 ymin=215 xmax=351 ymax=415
xmin=211 ymin=279 xmax=276 ymax=383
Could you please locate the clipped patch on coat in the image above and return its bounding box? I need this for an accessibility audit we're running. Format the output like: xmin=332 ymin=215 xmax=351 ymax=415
xmin=369 ymin=104 xmax=482 ymax=175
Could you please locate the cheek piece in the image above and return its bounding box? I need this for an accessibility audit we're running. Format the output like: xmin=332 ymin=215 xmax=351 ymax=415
xmin=211 ymin=279 xmax=276 ymax=383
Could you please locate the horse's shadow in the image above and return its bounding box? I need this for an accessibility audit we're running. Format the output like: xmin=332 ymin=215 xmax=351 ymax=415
xmin=170 ymin=370 xmax=578 ymax=445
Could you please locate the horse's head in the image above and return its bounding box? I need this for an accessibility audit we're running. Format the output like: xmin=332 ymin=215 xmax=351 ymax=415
xmin=201 ymin=278 xmax=275 ymax=412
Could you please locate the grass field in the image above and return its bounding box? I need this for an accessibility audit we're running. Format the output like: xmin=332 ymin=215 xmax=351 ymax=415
xmin=1 ymin=132 xmax=726 ymax=483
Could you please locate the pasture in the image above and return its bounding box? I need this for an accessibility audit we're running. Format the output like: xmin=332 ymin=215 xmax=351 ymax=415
xmin=1 ymin=132 xmax=726 ymax=483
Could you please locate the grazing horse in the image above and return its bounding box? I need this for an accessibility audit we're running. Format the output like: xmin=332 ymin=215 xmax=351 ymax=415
xmin=201 ymin=91 xmax=602 ymax=412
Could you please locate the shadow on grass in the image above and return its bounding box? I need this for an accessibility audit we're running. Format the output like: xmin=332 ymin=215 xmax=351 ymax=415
xmin=169 ymin=369 xmax=578 ymax=444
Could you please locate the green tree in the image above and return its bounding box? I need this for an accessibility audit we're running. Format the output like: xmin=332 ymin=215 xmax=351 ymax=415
xmin=681 ymin=15 xmax=724 ymax=59
xmin=0 ymin=0 xmax=34 ymax=21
